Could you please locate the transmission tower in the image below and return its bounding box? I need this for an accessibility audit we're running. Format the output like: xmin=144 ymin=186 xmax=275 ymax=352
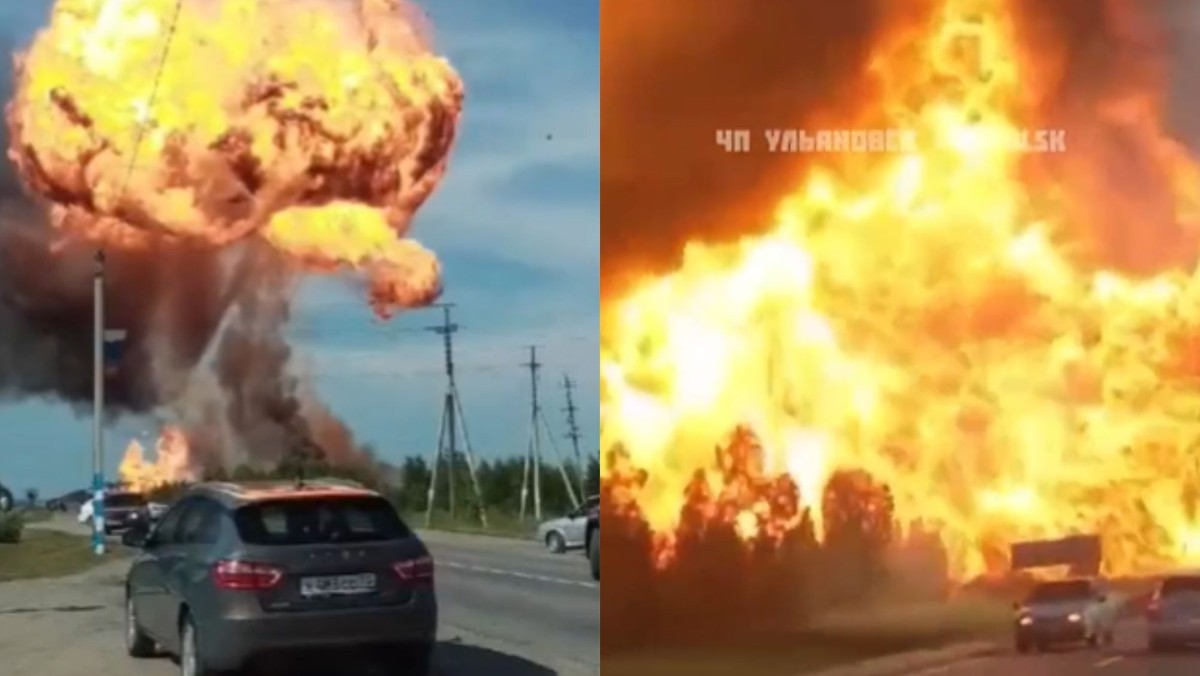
xmin=562 ymin=375 xmax=587 ymax=498
xmin=520 ymin=346 xmax=580 ymax=522
xmin=424 ymin=304 xmax=488 ymax=528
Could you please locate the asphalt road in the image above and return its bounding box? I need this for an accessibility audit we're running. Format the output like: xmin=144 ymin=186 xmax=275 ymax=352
xmin=0 ymin=517 xmax=598 ymax=676
xmin=910 ymin=621 xmax=1200 ymax=676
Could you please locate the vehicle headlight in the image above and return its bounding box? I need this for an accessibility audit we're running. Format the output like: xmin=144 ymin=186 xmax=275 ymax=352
xmin=1067 ymin=613 xmax=1082 ymax=623
xmin=1018 ymin=616 xmax=1033 ymax=626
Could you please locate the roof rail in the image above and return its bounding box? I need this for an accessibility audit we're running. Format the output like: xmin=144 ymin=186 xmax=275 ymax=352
xmin=304 ymin=477 xmax=368 ymax=490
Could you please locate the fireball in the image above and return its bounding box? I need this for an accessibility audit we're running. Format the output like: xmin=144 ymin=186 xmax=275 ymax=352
xmin=119 ymin=425 xmax=197 ymax=493
xmin=602 ymin=0 xmax=1200 ymax=579
xmin=5 ymin=0 xmax=462 ymax=316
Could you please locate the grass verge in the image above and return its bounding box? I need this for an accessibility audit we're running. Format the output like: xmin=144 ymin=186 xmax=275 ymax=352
xmin=0 ymin=529 xmax=128 ymax=582
xmin=603 ymin=598 xmax=1010 ymax=676
xmin=14 ymin=508 xmax=53 ymax=523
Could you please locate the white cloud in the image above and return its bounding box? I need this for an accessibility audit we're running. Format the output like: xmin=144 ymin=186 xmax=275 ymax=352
xmin=413 ymin=16 xmax=599 ymax=272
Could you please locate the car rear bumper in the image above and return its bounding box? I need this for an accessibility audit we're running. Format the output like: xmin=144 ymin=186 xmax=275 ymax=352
xmin=201 ymin=592 xmax=437 ymax=669
xmin=1016 ymin=621 xmax=1087 ymax=643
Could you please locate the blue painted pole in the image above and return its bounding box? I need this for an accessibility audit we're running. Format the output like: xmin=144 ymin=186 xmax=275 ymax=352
xmin=92 ymin=250 xmax=106 ymax=556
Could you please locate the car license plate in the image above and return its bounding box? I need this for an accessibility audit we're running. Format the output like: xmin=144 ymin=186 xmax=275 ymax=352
xmin=299 ymin=573 xmax=376 ymax=597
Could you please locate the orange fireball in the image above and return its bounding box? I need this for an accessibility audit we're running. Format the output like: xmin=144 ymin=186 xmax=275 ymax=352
xmin=5 ymin=0 xmax=461 ymax=316
xmin=602 ymin=0 xmax=1200 ymax=579
xmin=118 ymin=426 xmax=197 ymax=493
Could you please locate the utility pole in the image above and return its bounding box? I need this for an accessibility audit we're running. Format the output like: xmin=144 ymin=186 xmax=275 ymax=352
xmin=562 ymin=375 xmax=587 ymax=498
xmin=91 ymin=250 xmax=106 ymax=557
xmin=520 ymin=347 xmax=579 ymax=522
xmin=423 ymin=304 xmax=488 ymax=528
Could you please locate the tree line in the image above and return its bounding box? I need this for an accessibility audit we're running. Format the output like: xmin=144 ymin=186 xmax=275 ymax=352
xmin=149 ymin=449 xmax=602 ymax=524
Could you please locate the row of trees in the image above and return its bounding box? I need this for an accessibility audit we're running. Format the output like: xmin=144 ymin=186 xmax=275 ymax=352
xmin=602 ymin=468 xmax=909 ymax=651
xmin=167 ymin=450 xmax=602 ymax=525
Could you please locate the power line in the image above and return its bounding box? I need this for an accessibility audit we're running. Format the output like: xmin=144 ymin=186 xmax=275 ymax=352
xmin=562 ymin=374 xmax=587 ymax=498
xmin=423 ymin=304 xmax=487 ymax=528
xmin=519 ymin=346 xmax=579 ymax=522
xmin=519 ymin=345 xmax=543 ymax=521
xmin=117 ymin=0 xmax=186 ymax=208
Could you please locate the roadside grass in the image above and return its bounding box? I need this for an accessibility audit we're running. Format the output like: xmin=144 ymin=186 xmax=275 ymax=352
xmin=602 ymin=597 xmax=1011 ymax=676
xmin=0 ymin=529 xmax=128 ymax=582
xmin=14 ymin=508 xmax=53 ymax=523
xmin=410 ymin=510 xmax=535 ymax=541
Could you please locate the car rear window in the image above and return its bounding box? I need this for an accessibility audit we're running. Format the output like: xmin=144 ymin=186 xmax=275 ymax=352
xmin=1027 ymin=580 xmax=1092 ymax=603
xmin=1162 ymin=576 xmax=1200 ymax=596
xmin=107 ymin=493 xmax=146 ymax=508
xmin=233 ymin=496 xmax=412 ymax=545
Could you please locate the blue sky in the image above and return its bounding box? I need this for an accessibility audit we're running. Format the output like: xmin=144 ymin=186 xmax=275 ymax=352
xmin=0 ymin=0 xmax=598 ymax=495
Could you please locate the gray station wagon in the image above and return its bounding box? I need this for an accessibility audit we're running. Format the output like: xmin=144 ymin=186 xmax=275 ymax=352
xmin=121 ymin=479 xmax=437 ymax=675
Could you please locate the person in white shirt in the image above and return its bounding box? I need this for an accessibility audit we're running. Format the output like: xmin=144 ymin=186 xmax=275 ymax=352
xmin=77 ymin=497 xmax=94 ymax=524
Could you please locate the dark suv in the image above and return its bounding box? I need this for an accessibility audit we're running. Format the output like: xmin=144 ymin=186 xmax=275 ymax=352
xmin=121 ymin=479 xmax=437 ymax=675
xmin=105 ymin=490 xmax=150 ymax=534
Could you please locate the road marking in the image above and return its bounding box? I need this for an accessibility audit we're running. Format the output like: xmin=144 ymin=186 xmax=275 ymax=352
xmin=1093 ymin=656 xmax=1123 ymax=669
xmin=910 ymin=665 xmax=952 ymax=675
xmin=441 ymin=561 xmax=598 ymax=589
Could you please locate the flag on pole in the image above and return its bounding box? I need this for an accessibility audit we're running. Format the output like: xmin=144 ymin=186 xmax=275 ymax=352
xmin=103 ymin=329 xmax=127 ymax=377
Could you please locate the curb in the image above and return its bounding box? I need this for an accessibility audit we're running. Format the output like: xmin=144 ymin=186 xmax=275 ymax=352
xmin=800 ymin=640 xmax=999 ymax=676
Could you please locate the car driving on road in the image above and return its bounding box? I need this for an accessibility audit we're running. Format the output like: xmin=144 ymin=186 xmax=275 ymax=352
xmin=121 ymin=478 xmax=437 ymax=676
xmin=1013 ymin=578 xmax=1117 ymax=653
xmin=535 ymin=495 xmax=599 ymax=553
xmin=1147 ymin=571 xmax=1200 ymax=651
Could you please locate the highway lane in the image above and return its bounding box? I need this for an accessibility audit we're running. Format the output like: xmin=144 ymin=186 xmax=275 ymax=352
xmin=910 ymin=621 xmax=1200 ymax=676
xmin=417 ymin=529 xmax=599 ymax=674
xmin=2 ymin=517 xmax=598 ymax=675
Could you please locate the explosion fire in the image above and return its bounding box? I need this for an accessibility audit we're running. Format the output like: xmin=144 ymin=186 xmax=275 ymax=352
xmin=0 ymin=0 xmax=461 ymax=479
xmin=118 ymin=425 xmax=197 ymax=493
xmin=602 ymin=0 xmax=1200 ymax=580
xmin=6 ymin=0 xmax=461 ymax=317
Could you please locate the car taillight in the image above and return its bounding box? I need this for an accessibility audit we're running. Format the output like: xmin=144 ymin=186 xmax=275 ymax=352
xmin=393 ymin=555 xmax=434 ymax=584
xmin=213 ymin=560 xmax=283 ymax=591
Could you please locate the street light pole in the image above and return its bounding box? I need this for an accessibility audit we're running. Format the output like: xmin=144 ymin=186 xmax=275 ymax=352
xmin=92 ymin=250 xmax=106 ymax=556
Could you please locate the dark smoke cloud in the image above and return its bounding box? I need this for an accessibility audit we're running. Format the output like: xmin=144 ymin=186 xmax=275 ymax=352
xmin=1007 ymin=0 xmax=1200 ymax=275
xmin=602 ymin=0 xmax=1200 ymax=292
xmin=600 ymin=0 xmax=893 ymax=297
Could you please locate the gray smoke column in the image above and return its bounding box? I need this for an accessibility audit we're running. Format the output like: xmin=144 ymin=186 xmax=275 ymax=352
xmin=0 ymin=0 xmax=462 ymax=471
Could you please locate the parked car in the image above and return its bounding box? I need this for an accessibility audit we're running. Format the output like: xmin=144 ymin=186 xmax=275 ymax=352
xmin=48 ymin=488 xmax=91 ymax=513
xmin=121 ymin=478 xmax=436 ymax=675
xmin=1147 ymin=571 xmax=1200 ymax=651
xmin=535 ymin=495 xmax=599 ymax=553
xmin=586 ymin=511 xmax=598 ymax=581
xmin=1013 ymin=578 xmax=1117 ymax=652
xmin=78 ymin=490 xmax=150 ymax=534
xmin=105 ymin=491 xmax=151 ymax=534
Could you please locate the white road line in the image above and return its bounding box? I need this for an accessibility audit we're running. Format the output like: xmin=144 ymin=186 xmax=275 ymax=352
xmin=1093 ymin=656 xmax=1123 ymax=669
xmin=441 ymin=561 xmax=598 ymax=589
xmin=910 ymin=665 xmax=952 ymax=675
